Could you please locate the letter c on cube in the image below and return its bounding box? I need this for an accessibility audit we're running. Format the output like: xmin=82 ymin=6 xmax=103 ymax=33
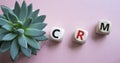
xmin=50 ymin=27 xmax=64 ymax=42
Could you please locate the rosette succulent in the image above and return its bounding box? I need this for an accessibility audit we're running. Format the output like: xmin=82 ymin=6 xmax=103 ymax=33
xmin=0 ymin=1 xmax=48 ymax=61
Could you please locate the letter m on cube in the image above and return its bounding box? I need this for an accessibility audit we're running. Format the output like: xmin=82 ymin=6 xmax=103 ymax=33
xmin=96 ymin=19 xmax=112 ymax=34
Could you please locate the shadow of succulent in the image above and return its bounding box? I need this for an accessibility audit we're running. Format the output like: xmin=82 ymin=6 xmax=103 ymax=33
xmin=0 ymin=1 xmax=48 ymax=61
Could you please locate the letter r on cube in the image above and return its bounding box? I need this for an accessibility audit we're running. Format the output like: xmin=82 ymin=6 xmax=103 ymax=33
xmin=74 ymin=28 xmax=88 ymax=44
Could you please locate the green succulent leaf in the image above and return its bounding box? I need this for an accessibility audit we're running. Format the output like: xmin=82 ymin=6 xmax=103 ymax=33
xmin=18 ymin=34 xmax=27 ymax=48
xmin=0 ymin=14 xmax=5 ymax=19
xmin=2 ymin=33 xmax=17 ymax=41
xmin=0 ymin=33 xmax=6 ymax=41
xmin=24 ymin=18 xmax=32 ymax=28
xmin=25 ymin=28 xmax=45 ymax=37
xmin=21 ymin=47 xmax=31 ymax=57
xmin=10 ymin=39 xmax=19 ymax=61
xmin=29 ymin=23 xmax=47 ymax=30
xmin=0 ymin=18 xmax=11 ymax=26
xmin=19 ymin=1 xmax=27 ymax=22
xmin=27 ymin=4 xmax=32 ymax=18
xmin=0 ymin=28 xmax=7 ymax=34
xmin=26 ymin=37 xmax=40 ymax=50
xmin=28 ymin=9 xmax=39 ymax=21
xmin=8 ymin=12 xmax=18 ymax=23
xmin=34 ymin=35 xmax=48 ymax=41
xmin=17 ymin=21 xmax=23 ymax=26
xmin=0 ymin=41 xmax=11 ymax=53
xmin=1 ymin=5 xmax=15 ymax=20
xmin=13 ymin=1 xmax=20 ymax=17
xmin=17 ymin=29 xmax=24 ymax=34
xmin=1 ymin=5 xmax=13 ymax=20
xmin=1 ymin=5 xmax=13 ymax=14
xmin=30 ymin=47 xmax=38 ymax=55
xmin=2 ymin=24 xmax=12 ymax=31
xmin=0 ymin=42 xmax=2 ymax=47
xmin=33 ymin=15 xmax=46 ymax=23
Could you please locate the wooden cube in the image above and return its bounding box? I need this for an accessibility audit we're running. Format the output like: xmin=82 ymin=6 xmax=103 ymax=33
xmin=74 ymin=28 xmax=88 ymax=44
xmin=96 ymin=19 xmax=111 ymax=35
xmin=50 ymin=27 xmax=64 ymax=42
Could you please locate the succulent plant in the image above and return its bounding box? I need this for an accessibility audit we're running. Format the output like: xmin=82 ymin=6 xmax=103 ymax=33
xmin=0 ymin=1 xmax=48 ymax=61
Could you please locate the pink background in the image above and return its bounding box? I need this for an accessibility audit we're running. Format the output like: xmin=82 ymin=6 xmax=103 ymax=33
xmin=0 ymin=0 xmax=120 ymax=63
